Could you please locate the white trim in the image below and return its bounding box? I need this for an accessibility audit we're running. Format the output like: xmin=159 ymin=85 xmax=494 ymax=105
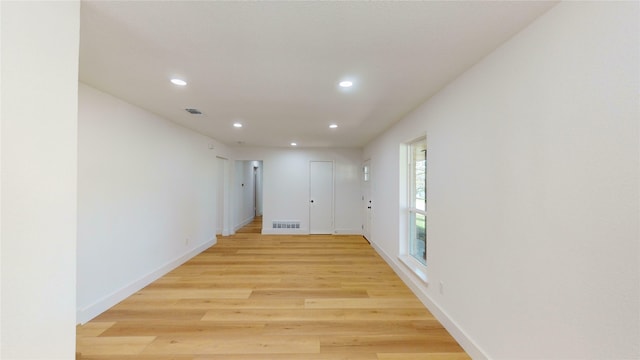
xmin=333 ymin=228 xmax=363 ymax=235
xmin=216 ymin=156 xmax=232 ymax=237
xmin=370 ymin=241 xmax=489 ymax=360
xmin=261 ymin=227 xmax=308 ymax=235
xmin=398 ymin=255 xmax=428 ymax=283
xmin=76 ymin=237 xmax=217 ymax=324
xmin=406 ymin=136 xmax=427 ymax=266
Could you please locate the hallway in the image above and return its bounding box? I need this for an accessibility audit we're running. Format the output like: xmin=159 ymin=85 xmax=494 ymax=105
xmin=235 ymin=216 xmax=262 ymax=234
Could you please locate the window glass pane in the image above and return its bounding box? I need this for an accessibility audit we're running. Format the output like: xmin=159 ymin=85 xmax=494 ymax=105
xmin=410 ymin=212 xmax=426 ymax=265
xmin=414 ymin=152 xmax=426 ymax=211
xmin=408 ymin=138 xmax=427 ymax=265
xmin=408 ymin=136 xmax=426 ymax=266
xmin=410 ymin=140 xmax=426 ymax=211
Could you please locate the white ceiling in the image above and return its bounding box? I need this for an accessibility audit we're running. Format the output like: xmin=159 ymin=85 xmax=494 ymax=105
xmin=79 ymin=1 xmax=556 ymax=149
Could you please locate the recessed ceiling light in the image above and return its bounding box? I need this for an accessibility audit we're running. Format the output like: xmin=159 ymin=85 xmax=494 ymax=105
xmin=233 ymin=123 xmax=243 ymax=128
xmin=171 ymin=78 xmax=187 ymax=86
xmin=329 ymin=124 xmax=338 ymax=129
xmin=339 ymin=80 xmax=353 ymax=88
xmin=290 ymin=142 xmax=297 ymax=146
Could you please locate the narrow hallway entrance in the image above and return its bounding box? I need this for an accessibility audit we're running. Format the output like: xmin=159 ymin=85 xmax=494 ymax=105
xmin=235 ymin=216 xmax=262 ymax=234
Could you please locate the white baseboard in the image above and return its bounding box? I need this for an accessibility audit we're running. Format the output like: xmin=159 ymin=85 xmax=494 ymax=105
xmin=261 ymin=227 xmax=309 ymax=235
xmin=260 ymin=228 xmax=361 ymax=235
xmin=369 ymin=241 xmax=488 ymax=360
xmin=76 ymin=237 xmax=217 ymax=324
xmin=333 ymin=228 xmax=363 ymax=235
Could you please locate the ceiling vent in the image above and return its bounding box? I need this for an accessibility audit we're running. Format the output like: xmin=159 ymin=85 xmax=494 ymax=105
xmin=185 ymin=108 xmax=202 ymax=115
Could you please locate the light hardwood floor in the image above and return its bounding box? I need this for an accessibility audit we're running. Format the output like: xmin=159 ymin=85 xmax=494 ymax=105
xmin=77 ymin=217 xmax=469 ymax=359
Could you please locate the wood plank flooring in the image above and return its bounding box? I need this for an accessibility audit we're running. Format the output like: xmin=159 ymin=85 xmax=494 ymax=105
xmin=77 ymin=217 xmax=469 ymax=359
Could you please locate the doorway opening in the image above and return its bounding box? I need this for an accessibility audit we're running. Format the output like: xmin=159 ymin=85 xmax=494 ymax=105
xmin=234 ymin=160 xmax=263 ymax=233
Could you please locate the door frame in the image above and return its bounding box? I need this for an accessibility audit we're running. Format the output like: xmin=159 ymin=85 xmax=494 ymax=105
xmin=216 ymin=156 xmax=231 ymax=236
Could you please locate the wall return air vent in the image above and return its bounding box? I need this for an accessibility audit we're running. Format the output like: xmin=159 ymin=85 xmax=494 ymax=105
xmin=272 ymin=221 xmax=300 ymax=229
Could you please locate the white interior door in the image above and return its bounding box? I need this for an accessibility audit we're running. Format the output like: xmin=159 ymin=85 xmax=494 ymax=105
xmin=362 ymin=160 xmax=372 ymax=240
xmin=309 ymin=161 xmax=333 ymax=234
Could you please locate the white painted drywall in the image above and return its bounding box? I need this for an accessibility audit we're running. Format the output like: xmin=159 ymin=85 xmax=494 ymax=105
xmin=77 ymin=83 xmax=230 ymax=322
xmin=364 ymin=2 xmax=639 ymax=358
xmin=234 ymin=147 xmax=362 ymax=234
xmin=1 ymin=1 xmax=79 ymax=358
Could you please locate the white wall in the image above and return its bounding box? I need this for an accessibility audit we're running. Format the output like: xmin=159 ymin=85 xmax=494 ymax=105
xmin=77 ymin=83 xmax=231 ymax=323
xmin=1 ymin=1 xmax=79 ymax=358
xmin=234 ymin=147 xmax=362 ymax=234
xmin=364 ymin=2 xmax=639 ymax=359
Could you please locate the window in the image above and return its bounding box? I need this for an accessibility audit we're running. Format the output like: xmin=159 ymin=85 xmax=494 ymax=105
xmin=409 ymin=137 xmax=427 ymax=265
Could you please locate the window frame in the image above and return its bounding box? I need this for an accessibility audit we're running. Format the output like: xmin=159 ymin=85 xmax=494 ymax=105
xmin=409 ymin=137 xmax=427 ymax=265
xmin=399 ymin=136 xmax=428 ymax=283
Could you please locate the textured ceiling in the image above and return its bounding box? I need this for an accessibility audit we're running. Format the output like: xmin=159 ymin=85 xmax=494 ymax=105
xmin=79 ymin=1 xmax=556 ymax=148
